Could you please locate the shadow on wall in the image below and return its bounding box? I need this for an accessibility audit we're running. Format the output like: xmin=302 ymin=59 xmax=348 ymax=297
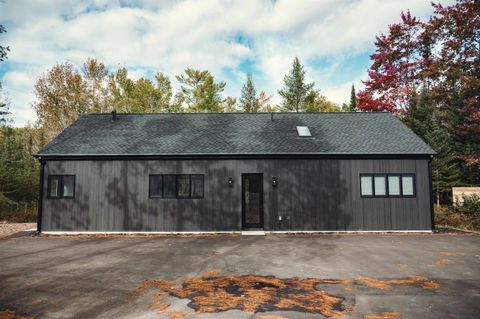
xmin=256 ymin=116 xmax=350 ymax=231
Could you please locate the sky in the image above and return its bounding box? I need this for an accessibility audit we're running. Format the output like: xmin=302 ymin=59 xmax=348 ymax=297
xmin=0 ymin=0 xmax=454 ymax=127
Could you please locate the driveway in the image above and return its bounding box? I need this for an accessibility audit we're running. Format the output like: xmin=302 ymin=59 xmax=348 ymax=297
xmin=0 ymin=234 xmax=479 ymax=318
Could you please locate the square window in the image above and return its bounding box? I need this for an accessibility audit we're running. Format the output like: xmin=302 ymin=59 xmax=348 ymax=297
xmin=360 ymin=176 xmax=373 ymax=196
xmin=62 ymin=176 xmax=75 ymax=198
xmin=374 ymin=176 xmax=387 ymax=196
xmin=163 ymin=175 xmax=176 ymax=198
xmin=177 ymin=175 xmax=190 ymax=198
xmin=191 ymin=175 xmax=204 ymax=198
xmin=402 ymin=176 xmax=415 ymax=196
xmin=149 ymin=175 xmax=163 ymax=198
xmin=388 ymin=175 xmax=401 ymax=196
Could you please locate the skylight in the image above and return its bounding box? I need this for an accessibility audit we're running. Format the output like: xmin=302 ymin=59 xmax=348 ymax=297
xmin=296 ymin=126 xmax=311 ymax=137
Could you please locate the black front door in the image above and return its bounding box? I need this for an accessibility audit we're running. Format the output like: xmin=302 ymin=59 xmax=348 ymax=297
xmin=242 ymin=174 xmax=264 ymax=229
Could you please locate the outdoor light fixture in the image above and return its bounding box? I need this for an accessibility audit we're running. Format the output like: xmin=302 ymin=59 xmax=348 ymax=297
xmin=272 ymin=177 xmax=278 ymax=187
xmin=228 ymin=177 xmax=233 ymax=187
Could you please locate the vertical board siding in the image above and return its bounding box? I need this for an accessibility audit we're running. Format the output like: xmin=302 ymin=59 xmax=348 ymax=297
xmin=41 ymin=158 xmax=432 ymax=231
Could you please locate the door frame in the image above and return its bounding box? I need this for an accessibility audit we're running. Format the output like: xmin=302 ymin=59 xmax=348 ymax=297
xmin=241 ymin=173 xmax=264 ymax=229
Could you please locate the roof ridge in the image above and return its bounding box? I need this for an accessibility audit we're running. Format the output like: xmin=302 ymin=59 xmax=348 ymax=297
xmin=83 ymin=112 xmax=391 ymax=116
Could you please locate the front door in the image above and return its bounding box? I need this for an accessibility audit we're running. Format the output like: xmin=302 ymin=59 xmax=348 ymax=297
xmin=242 ymin=174 xmax=264 ymax=229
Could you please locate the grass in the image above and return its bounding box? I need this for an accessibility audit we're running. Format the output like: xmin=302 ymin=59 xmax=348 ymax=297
xmin=435 ymin=205 xmax=480 ymax=232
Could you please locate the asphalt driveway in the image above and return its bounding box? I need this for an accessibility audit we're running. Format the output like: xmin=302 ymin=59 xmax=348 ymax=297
xmin=0 ymin=233 xmax=479 ymax=318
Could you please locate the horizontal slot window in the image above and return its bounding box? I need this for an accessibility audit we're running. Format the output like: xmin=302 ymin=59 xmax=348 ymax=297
xmin=361 ymin=174 xmax=415 ymax=198
xmin=149 ymin=174 xmax=204 ymax=199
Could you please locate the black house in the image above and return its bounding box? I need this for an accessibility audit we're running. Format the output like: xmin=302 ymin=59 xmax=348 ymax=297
xmin=35 ymin=112 xmax=435 ymax=233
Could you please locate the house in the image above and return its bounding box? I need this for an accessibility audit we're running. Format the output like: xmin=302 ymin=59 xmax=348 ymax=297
xmin=35 ymin=112 xmax=435 ymax=233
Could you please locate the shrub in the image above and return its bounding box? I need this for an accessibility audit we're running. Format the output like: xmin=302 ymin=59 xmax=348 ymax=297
xmin=460 ymin=194 xmax=480 ymax=217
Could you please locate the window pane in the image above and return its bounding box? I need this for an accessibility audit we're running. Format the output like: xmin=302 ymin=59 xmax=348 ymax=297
xmin=149 ymin=175 xmax=162 ymax=197
xmin=388 ymin=176 xmax=401 ymax=196
xmin=48 ymin=176 xmax=61 ymax=197
xmin=361 ymin=176 xmax=373 ymax=196
xmin=177 ymin=175 xmax=190 ymax=198
xmin=402 ymin=176 xmax=414 ymax=196
xmin=374 ymin=176 xmax=386 ymax=196
xmin=163 ymin=175 xmax=176 ymax=198
xmin=62 ymin=176 xmax=75 ymax=197
xmin=191 ymin=175 xmax=204 ymax=198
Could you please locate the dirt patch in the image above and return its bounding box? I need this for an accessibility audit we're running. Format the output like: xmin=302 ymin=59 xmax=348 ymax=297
xmin=364 ymin=311 xmax=400 ymax=319
xmin=0 ymin=310 xmax=32 ymax=319
xmin=134 ymin=272 xmax=439 ymax=318
xmin=435 ymin=259 xmax=450 ymax=267
xmin=168 ymin=311 xmax=186 ymax=318
xmin=439 ymin=251 xmax=461 ymax=256
xmin=397 ymin=263 xmax=410 ymax=269
xmin=0 ymin=223 xmax=36 ymax=239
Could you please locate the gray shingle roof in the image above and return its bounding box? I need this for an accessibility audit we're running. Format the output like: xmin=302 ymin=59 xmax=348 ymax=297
xmin=37 ymin=112 xmax=435 ymax=156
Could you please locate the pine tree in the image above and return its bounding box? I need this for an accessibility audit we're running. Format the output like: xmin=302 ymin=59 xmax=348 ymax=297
xmin=278 ymin=57 xmax=314 ymax=112
xmin=406 ymin=87 xmax=460 ymax=204
xmin=349 ymin=84 xmax=357 ymax=111
xmin=0 ymin=82 xmax=10 ymax=125
xmin=239 ymin=74 xmax=258 ymax=112
xmin=426 ymin=113 xmax=461 ymax=205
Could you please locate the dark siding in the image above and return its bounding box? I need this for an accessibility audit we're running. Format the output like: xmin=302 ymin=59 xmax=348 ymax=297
xmin=41 ymin=158 xmax=432 ymax=231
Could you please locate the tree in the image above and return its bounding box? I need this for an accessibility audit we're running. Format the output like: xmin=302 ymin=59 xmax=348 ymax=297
xmin=239 ymin=74 xmax=258 ymax=112
xmin=406 ymin=88 xmax=460 ymax=204
xmin=82 ymin=58 xmax=109 ymax=113
xmin=304 ymin=90 xmax=341 ymax=112
xmin=176 ymin=68 xmax=226 ymax=112
xmin=223 ymin=97 xmax=238 ymax=112
xmin=358 ymin=0 xmax=479 ymax=186
xmin=278 ymin=57 xmax=314 ymax=112
xmin=33 ymin=62 xmax=88 ymax=142
xmin=0 ymin=83 xmax=10 ymax=125
xmin=0 ymin=127 xmax=39 ymax=209
xmin=358 ymin=10 xmax=425 ymax=112
xmin=349 ymin=85 xmax=357 ymax=111
xmin=0 ymin=25 xmax=9 ymax=62
xmin=257 ymin=91 xmax=277 ymax=112
xmin=154 ymin=72 xmax=174 ymax=111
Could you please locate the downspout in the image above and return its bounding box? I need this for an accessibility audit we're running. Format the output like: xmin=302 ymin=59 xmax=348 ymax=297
xmin=37 ymin=158 xmax=45 ymax=233
xmin=428 ymin=156 xmax=435 ymax=231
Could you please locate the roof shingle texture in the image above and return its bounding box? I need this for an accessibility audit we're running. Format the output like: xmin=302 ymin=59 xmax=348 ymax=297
xmin=37 ymin=113 xmax=435 ymax=156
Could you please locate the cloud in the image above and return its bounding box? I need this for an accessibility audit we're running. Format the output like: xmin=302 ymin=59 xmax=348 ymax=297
xmin=0 ymin=0 xmax=455 ymax=126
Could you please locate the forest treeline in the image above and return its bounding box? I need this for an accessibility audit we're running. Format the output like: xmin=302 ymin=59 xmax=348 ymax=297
xmin=0 ymin=0 xmax=478 ymax=220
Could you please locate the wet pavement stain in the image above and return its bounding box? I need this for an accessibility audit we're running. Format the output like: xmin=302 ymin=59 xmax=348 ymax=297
xmin=133 ymin=271 xmax=440 ymax=318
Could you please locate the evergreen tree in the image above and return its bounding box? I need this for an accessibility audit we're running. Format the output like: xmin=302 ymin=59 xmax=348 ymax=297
xmin=349 ymin=84 xmax=357 ymax=111
xmin=406 ymin=87 xmax=460 ymax=204
xmin=0 ymin=83 xmax=10 ymax=125
xmin=176 ymin=68 xmax=226 ymax=112
xmin=278 ymin=57 xmax=314 ymax=112
xmin=426 ymin=113 xmax=461 ymax=205
xmin=239 ymin=74 xmax=258 ymax=112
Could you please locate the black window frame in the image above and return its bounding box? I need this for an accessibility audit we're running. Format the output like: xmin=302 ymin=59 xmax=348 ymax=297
xmin=401 ymin=174 xmax=416 ymax=198
xmin=360 ymin=173 xmax=416 ymax=198
xmin=148 ymin=174 xmax=204 ymax=199
xmin=47 ymin=175 xmax=75 ymax=199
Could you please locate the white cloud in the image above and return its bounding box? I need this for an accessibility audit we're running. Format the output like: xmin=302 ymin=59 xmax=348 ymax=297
xmin=0 ymin=0 xmax=455 ymax=126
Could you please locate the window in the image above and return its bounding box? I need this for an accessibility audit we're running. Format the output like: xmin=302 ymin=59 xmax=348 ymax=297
xmin=149 ymin=174 xmax=204 ymax=199
xmin=374 ymin=176 xmax=387 ymax=196
xmin=402 ymin=175 xmax=415 ymax=196
xmin=388 ymin=175 xmax=401 ymax=196
xmin=177 ymin=175 xmax=190 ymax=198
xmin=360 ymin=175 xmax=373 ymax=196
xmin=296 ymin=126 xmax=311 ymax=137
xmin=360 ymin=174 xmax=415 ymax=198
xmin=47 ymin=175 xmax=75 ymax=199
